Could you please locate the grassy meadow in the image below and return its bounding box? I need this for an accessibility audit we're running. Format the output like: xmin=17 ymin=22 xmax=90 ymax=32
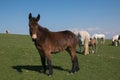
xmin=0 ymin=34 xmax=120 ymax=80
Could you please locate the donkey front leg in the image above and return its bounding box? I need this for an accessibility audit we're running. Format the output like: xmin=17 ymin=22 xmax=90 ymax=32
xmin=40 ymin=53 xmax=46 ymax=74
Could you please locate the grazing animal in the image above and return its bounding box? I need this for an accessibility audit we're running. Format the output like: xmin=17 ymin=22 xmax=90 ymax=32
xmin=112 ymin=35 xmax=120 ymax=46
xmin=92 ymin=34 xmax=105 ymax=44
xmin=74 ymin=30 xmax=90 ymax=55
xmin=6 ymin=30 xmax=10 ymax=34
xmin=89 ymin=38 xmax=97 ymax=54
xmin=28 ymin=13 xmax=79 ymax=76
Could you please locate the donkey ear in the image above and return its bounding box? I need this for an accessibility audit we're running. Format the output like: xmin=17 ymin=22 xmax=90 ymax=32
xmin=36 ymin=14 xmax=40 ymax=21
xmin=29 ymin=13 xmax=32 ymax=19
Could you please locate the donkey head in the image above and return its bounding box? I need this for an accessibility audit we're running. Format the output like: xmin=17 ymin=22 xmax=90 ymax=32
xmin=28 ymin=13 xmax=40 ymax=40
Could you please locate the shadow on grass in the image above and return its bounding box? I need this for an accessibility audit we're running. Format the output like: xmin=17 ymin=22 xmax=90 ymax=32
xmin=76 ymin=50 xmax=84 ymax=55
xmin=12 ymin=65 xmax=69 ymax=73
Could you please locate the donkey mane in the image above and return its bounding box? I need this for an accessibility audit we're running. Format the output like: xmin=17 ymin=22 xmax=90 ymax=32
xmin=38 ymin=25 xmax=49 ymax=32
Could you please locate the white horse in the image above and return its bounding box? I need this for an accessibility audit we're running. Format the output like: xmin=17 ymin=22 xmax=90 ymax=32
xmin=73 ymin=30 xmax=90 ymax=55
xmin=92 ymin=34 xmax=105 ymax=44
xmin=112 ymin=35 xmax=120 ymax=46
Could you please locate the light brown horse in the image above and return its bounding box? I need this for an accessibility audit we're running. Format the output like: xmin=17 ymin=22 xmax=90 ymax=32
xmin=28 ymin=13 xmax=79 ymax=76
xmin=89 ymin=38 xmax=97 ymax=54
xmin=73 ymin=30 xmax=90 ymax=55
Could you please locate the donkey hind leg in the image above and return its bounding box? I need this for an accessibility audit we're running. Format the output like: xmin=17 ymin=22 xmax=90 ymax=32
xmin=71 ymin=55 xmax=79 ymax=73
xmin=67 ymin=48 xmax=79 ymax=73
xmin=46 ymin=53 xmax=53 ymax=76
xmin=47 ymin=58 xmax=53 ymax=76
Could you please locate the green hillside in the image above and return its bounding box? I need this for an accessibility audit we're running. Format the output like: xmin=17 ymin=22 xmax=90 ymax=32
xmin=0 ymin=34 xmax=120 ymax=80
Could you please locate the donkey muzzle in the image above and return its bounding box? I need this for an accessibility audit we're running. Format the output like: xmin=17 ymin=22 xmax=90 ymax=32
xmin=32 ymin=34 xmax=37 ymax=39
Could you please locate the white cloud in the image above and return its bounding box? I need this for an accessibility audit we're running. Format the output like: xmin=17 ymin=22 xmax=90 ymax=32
xmin=86 ymin=27 xmax=102 ymax=31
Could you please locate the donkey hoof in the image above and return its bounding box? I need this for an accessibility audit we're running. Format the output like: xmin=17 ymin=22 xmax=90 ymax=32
xmin=48 ymin=75 xmax=52 ymax=77
xmin=70 ymin=72 xmax=75 ymax=75
xmin=76 ymin=67 xmax=80 ymax=72
xmin=48 ymin=74 xmax=53 ymax=77
xmin=40 ymin=70 xmax=46 ymax=74
xmin=69 ymin=71 xmax=75 ymax=74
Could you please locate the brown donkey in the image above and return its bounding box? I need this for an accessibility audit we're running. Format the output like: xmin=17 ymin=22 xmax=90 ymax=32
xmin=89 ymin=38 xmax=97 ymax=54
xmin=28 ymin=13 xmax=79 ymax=76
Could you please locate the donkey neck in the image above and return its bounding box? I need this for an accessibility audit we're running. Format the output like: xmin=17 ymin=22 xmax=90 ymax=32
xmin=36 ymin=24 xmax=49 ymax=37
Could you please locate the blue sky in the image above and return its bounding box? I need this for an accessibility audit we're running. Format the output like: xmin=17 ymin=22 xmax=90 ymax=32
xmin=0 ymin=0 xmax=120 ymax=38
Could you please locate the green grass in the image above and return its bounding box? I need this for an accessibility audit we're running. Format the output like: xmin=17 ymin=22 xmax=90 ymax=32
xmin=0 ymin=34 xmax=120 ymax=80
